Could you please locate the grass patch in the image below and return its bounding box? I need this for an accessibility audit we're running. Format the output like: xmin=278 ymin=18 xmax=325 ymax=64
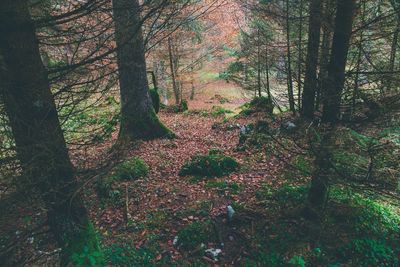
xmin=211 ymin=106 xmax=233 ymax=117
xmin=205 ymin=180 xmax=241 ymax=194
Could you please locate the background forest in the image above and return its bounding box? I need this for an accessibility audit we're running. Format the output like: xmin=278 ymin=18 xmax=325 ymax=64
xmin=0 ymin=0 xmax=399 ymax=266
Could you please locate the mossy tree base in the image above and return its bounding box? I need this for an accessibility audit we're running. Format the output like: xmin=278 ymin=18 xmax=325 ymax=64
xmin=119 ymin=109 xmax=175 ymax=141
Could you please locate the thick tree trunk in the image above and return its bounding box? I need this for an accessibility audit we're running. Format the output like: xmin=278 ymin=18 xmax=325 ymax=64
xmin=113 ymin=0 xmax=172 ymax=140
xmin=306 ymin=0 xmax=356 ymax=219
xmin=316 ymin=0 xmax=335 ymax=109
xmin=387 ymin=3 xmax=400 ymax=92
xmin=322 ymin=0 xmax=356 ymax=123
xmin=285 ymin=0 xmax=295 ymax=113
xmin=306 ymin=127 xmax=334 ymax=219
xmin=352 ymin=0 xmax=365 ymax=112
xmin=0 ymin=0 xmax=100 ymax=264
xmin=301 ymin=0 xmax=322 ymax=118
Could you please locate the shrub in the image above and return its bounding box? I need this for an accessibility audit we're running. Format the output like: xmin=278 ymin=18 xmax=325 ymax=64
xmin=149 ymin=88 xmax=160 ymax=113
xmin=179 ymin=150 xmax=239 ymax=177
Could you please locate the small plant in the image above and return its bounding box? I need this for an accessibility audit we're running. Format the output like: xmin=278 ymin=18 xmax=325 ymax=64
xmin=179 ymin=150 xmax=239 ymax=177
xmin=339 ymin=238 xmax=399 ymax=267
xmin=68 ymin=223 xmax=104 ymax=267
xmin=177 ymin=220 xmax=214 ymax=250
xmin=104 ymin=243 xmax=156 ymax=266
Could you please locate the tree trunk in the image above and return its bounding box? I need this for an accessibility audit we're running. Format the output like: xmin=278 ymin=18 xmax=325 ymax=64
xmin=387 ymin=1 xmax=400 ymax=92
xmin=297 ymin=0 xmax=304 ymax=110
xmin=158 ymin=60 xmax=169 ymax=105
xmin=113 ymin=0 xmax=172 ymax=140
xmin=352 ymin=0 xmax=365 ymax=112
xmin=316 ymin=0 xmax=335 ymax=110
xmin=301 ymin=0 xmax=322 ymax=118
xmin=0 ymin=0 xmax=101 ymax=264
xmin=307 ymin=0 xmax=356 ymax=219
xmin=306 ymin=127 xmax=334 ymax=219
xmin=285 ymin=0 xmax=295 ymax=113
xmin=257 ymin=29 xmax=262 ymax=98
xmin=265 ymin=42 xmax=272 ymax=101
xmin=168 ymin=37 xmax=180 ymax=105
xmin=322 ymin=0 xmax=356 ymax=123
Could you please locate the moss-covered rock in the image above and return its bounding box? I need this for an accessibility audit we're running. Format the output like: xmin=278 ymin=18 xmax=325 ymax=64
xmin=112 ymin=156 xmax=149 ymax=180
xmin=240 ymin=96 xmax=274 ymax=116
xmin=96 ymin=157 xmax=149 ymax=200
xmin=177 ymin=220 xmax=214 ymax=250
xmin=179 ymin=150 xmax=239 ymax=177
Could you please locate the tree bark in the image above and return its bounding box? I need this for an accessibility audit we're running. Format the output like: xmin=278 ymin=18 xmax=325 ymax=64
xmin=316 ymin=0 xmax=335 ymax=110
xmin=301 ymin=0 xmax=322 ymax=118
xmin=297 ymin=0 xmax=304 ymax=110
xmin=0 ymin=0 xmax=100 ymax=264
xmin=322 ymin=0 xmax=356 ymax=123
xmin=285 ymin=0 xmax=295 ymax=113
xmin=168 ymin=37 xmax=181 ymax=105
xmin=113 ymin=0 xmax=172 ymax=140
xmin=306 ymin=127 xmax=334 ymax=219
xmin=257 ymin=29 xmax=262 ymax=97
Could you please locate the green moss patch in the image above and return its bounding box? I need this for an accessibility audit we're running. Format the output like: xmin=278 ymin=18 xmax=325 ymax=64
xmin=67 ymin=222 xmax=104 ymax=266
xmin=96 ymin=157 xmax=148 ymax=201
xmin=179 ymin=150 xmax=239 ymax=177
xmin=177 ymin=220 xmax=214 ymax=251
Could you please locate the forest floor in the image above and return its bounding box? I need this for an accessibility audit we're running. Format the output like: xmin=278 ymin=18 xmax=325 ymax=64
xmin=81 ymin=107 xmax=292 ymax=265
xmin=1 ymin=84 xmax=399 ymax=266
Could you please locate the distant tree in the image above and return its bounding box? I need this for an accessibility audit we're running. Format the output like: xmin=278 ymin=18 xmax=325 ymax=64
xmin=0 ymin=0 xmax=101 ymax=264
xmin=301 ymin=0 xmax=322 ymax=118
xmin=113 ymin=0 xmax=173 ymax=140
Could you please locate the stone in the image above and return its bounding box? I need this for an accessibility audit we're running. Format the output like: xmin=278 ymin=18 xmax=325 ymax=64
xmin=205 ymin=248 xmax=222 ymax=262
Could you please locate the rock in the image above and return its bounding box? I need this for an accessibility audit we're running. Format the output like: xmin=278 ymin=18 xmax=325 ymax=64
xmin=227 ymin=205 xmax=235 ymax=221
xmin=282 ymin=121 xmax=297 ymax=131
xmin=173 ymin=236 xmax=179 ymax=246
xmin=205 ymin=248 xmax=222 ymax=262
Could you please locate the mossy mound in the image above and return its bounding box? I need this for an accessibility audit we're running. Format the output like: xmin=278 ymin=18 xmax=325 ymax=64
xmin=177 ymin=220 xmax=214 ymax=250
xmin=149 ymin=88 xmax=160 ymax=114
xmin=240 ymin=96 xmax=274 ymax=116
xmin=96 ymin=157 xmax=149 ymax=200
xmin=112 ymin=156 xmax=149 ymax=180
xmin=179 ymin=150 xmax=239 ymax=177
